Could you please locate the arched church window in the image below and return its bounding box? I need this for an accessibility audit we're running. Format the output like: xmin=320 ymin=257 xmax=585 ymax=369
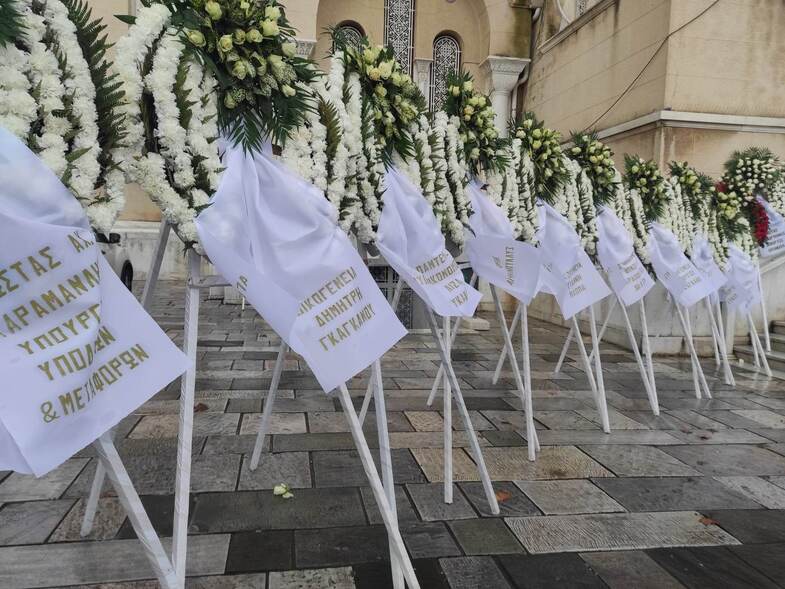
xmin=384 ymin=0 xmax=415 ymax=75
xmin=334 ymin=21 xmax=365 ymax=51
xmin=430 ymin=34 xmax=461 ymax=109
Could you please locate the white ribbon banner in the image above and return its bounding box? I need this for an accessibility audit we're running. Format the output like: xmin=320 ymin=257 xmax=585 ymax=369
xmin=376 ymin=168 xmax=482 ymax=317
xmin=537 ymin=202 xmax=611 ymax=319
xmin=647 ymin=222 xmax=714 ymax=308
xmin=195 ymin=146 xmax=407 ymax=393
xmin=691 ymin=234 xmax=727 ymax=294
xmin=722 ymin=244 xmax=762 ymax=314
xmin=464 ymin=183 xmax=540 ymax=304
xmin=758 ymin=197 xmax=785 ymax=259
xmin=0 ymin=128 xmax=189 ymax=476
xmin=596 ymin=208 xmax=654 ymax=306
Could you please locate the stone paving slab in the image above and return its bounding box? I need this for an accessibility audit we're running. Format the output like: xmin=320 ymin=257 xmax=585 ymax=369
xmin=580 ymin=550 xmax=685 ymax=589
xmin=516 ymin=480 xmax=625 ymax=515
xmin=593 ymin=476 xmax=763 ymax=512
xmin=505 ymin=511 xmax=741 ymax=553
xmin=0 ymin=459 xmax=88 ymax=501
xmin=648 ymin=546 xmax=781 ymax=589
xmin=578 ymin=444 xmax=700 ymax=477
xmin=440 ymin=556 xmax=512 ymax=589
xmin=0 ymin=534 xmax=230 ymax=588
xmin=483 ymin=446 xmax=614 ymax=480
xmin=0 ymin=499 xmax=74 ymax=545
xmin=660 ymin=445 xmax=785 ymax=476
xmin=5 ymin=285 xmax=785 ymax=588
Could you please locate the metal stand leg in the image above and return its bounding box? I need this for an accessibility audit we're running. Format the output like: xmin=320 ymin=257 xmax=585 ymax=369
xmin=249 ymin=342 xmax=288 ymax=470
xmin=338 ymin=385 xmax=420 ymax=588
xmin=425 ymin=308 xmax=500 ymax=514
xmin=94 ymin=434 xmax=178 ymax=589
xmin=491 ymin=286 xmax=538 ymax=460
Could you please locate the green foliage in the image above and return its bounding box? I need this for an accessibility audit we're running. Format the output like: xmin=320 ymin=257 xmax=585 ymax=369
xmin=511 ymin=113 xmax=569 ymax=205
xmin=444 ymin=70 xmax=508 ymax=176
xmin=624 ymin=154 xmax=667 ymax=224
xmin=568 ymin=131 xmax=618 ymax=205
xmin=0 ymin=0 xmax=26 ymax=47
xmin=62 ymin=0 xmax=128 ymax=199
xmin=163 ymin=0 xmax=319 ymax=153
xmin=339 ymin=34 xmax=425 ymax=163
xmin=723 ymin=146 xmax=782 ymax=202
xmin=669 ymin=161 xmax=715 ymax=220
xmin=317 ymin=92 xmax=342 ymax=183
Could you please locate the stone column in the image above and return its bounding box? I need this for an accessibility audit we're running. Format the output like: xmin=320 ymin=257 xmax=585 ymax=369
xmin=480 ymin=56 xmax=530 ymax=137
xmin=413 ymin=58 xmax=433 ymax=107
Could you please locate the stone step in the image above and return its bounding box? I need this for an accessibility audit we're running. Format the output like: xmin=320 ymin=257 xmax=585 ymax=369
xmin=768 ymin=333 xmax=785 ymax=353
xmin=772 ymin=320 xmax=785 ymax=335
xmin=735 ymin=345 xmax=785 ymax=375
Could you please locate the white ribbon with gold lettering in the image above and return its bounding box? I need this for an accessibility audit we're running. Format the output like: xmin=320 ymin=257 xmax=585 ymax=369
xmin=376 ymin=168 xmax=482 ymax=318
xmin=195 ymin=145 xmax=407 ymax=393
xmin=0 ymin=129 xmax=188 ymax=476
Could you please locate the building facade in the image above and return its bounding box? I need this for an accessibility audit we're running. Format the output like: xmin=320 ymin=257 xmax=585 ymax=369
xmin=92 ymin=0 xmax=785 ymax=351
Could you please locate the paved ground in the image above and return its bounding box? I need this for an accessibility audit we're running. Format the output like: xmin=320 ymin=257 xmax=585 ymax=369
xmin=2 ymin=281 xmax=785 ymax=588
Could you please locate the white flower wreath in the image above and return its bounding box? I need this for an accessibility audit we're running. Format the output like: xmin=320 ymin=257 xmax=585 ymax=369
xmin=0 ymin=0 xmax=125 ymax=232
xmin=116 ymin=4 xmax=222 ymax=250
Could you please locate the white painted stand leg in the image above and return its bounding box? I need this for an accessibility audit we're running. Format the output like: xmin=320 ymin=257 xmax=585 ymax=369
xmin=140 ymin=221 xmax=171 ymax=310
xmin=337 ymin=385 xmax=420 ymax=589
xmin=639 ymin=298 xmax=657 ymax=406
xmin=360 ymin=278 xmax=406 ymax=424
xmin=492 ymin=303 xmax=520 ymax=384
xmin=490 ymin=286 xmax=538 ymax=461
xmin=706 ymin=298 xmax=735 ymax=386
xmin=79 ymin=460 xmax=105 ymax=537
xmin=427 ymin=273 xmax=478 ymax=406
xmin=588 ymin=305 xmax=611 ymax=433
xmin=553 ymin=298 xmax=617 ymax=375
xmin=370 ymin=360 xmax=405 ymax=589
xmin=675 ymin=303 xmax=712 ymax=399
xmin=570 ymin=316 xmax=610 ymax=432
xmin=94 ymin=433 xmax=178 ymax=589
xmin=759 ymin=271 xmax=771 ymax=352
xmin=706 ymin=300 xmax=723 ymax=369
xmin=442 ymin=315 xmax=453 ymax=503
xmin=249 ymin=341 xmax=288 ymax=470
xmin=617 ymin=297 xmax=659 ymax=415
xmin=425 ymin=308 xmax=500 ymax=515
xmin=713 ymin=299 xmax=735 ymax=386
xmin=81 ymin=221 xmax=172 ymax=536
xmin=521 ymin=306 xmax=540 ymax=453
xmin=748 ymin=313 xmax=772 ymax=377
xmin=172 ymin=250 xmax=201 ymax=587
